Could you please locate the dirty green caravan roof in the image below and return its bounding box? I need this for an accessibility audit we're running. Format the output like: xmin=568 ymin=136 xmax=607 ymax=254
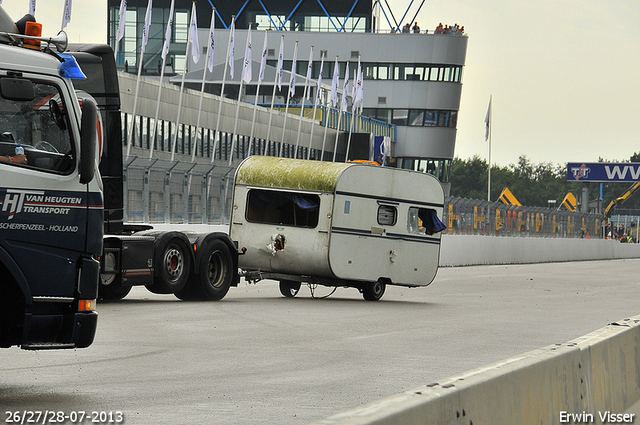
xmin=235 ymin=156 xmax=356 ymax=192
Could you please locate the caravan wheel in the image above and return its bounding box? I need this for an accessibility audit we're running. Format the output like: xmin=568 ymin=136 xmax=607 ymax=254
xmin=362 ymin=281 xmax=386 ymax=301
xmin=279 ymin=281 xmax=301 ymax=298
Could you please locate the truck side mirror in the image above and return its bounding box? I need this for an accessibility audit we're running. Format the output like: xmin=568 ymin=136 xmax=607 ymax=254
xmin=79 ymin=98 xmax=97 ymax=184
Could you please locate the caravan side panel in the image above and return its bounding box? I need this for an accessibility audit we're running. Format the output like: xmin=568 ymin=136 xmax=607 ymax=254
xmin=231 ymin=184 xmax=334 ymax=277
xmin=328 ymin=166 xmax=444 ymax=287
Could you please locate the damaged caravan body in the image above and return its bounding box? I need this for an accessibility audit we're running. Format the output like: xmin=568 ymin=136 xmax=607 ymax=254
xmin=230 ymin=157 xmax=446 ymax=301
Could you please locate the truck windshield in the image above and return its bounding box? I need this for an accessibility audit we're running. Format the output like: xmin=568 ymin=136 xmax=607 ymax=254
xmin=0 ymin=80 xmax=74 ymax=173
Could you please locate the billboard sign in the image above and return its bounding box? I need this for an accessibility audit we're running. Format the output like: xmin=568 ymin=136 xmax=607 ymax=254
xmin=567 ymin=163 xmax=640 ymax=182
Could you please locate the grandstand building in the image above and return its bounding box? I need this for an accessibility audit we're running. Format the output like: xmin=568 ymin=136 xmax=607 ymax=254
xmin=107 ymin=0 xmax=467 ymax=195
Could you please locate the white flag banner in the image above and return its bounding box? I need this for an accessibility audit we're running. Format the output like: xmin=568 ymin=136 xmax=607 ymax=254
xmin=29 ymin=0 xmax=36 ymax=16
xmin=206 ymin=9 xmax=215 ymax=72
xmin=341 ymin=61 xmax=349 ymax=111
xmin=161 ymin=0 xmax=175 ymax=60
xmin=61 ymin=0 xmax=72 ymax=30
xmin=485 ymin=97 xmax=491 ymax=141
xmin=228 ymin=18 xmax=235 ymax=78
xmin=258 ymin=30 xmax=268 ymax=84
xmin=276 ymin=35 xmax=284 ymax=90
xmin=189 ymin=2 xmax=200 ymax=63
xmin=304 ymin=46 xmax=313 ymax=100
xmin=241 ymin=27 xmax=252 ymax=84
xmin=330 ymin=56 xmax=339 ymax=107
xmin=141 ymin=0 xmax=152 ymax=53
xmin=117 ymin=0 xmax=127 ymax=42
xmin=316 ymin=53 xmax=325 ymax=103
xmin=289 ymin=41 xmax=298 ymax=97
xmin=353 ymin=59 xmax=363 ymax=112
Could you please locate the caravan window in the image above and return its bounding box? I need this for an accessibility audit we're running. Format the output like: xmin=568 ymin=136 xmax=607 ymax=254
xmin=377 ymin=205 xmax=397 ymax=226
xmin=408 ymin=207 xmax=447 ymax=235
xmin=246 ymin=189 xmax=320 ymax=228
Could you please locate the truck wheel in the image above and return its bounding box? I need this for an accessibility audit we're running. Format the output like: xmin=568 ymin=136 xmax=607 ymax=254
xmin=99 ymin=277 xmax=132 ymax=300
xmin=154 ymin=237 xmax=191 ymax=294
xmin=362 ymin=281 xmax=385 ymax=301
xmin=186 ymin=240 xmax=233 ymax=301
xmin=279 ymin=280 xmax=301 ymax=298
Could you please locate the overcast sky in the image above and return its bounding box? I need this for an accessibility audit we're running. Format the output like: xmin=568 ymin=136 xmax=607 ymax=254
xmin=2 ymin=0 xmax=638 ymax=167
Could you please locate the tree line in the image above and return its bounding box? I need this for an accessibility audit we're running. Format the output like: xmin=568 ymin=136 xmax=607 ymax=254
xmin=449 ymin=153 xmax=640 ymax=213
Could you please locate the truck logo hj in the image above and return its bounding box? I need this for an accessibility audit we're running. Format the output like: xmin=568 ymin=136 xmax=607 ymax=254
xmin=1 ymin=189 xmax=78 ymax=220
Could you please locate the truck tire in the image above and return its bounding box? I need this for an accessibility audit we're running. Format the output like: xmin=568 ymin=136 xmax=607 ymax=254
xmin=362 ymin=281 xmax=385 ymax=301
xmin=279 ymin=280 xmax=301 ymax=298
xmin=153 ymin=236 xmax=191 ymax=294
xmin=99 ymin=277 xmax=132 ymax=300
xmin=177 ymin=240 xmax=233 ymax=301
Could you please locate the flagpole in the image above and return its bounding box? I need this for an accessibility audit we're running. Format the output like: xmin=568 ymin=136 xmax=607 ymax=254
xmin=486 ymin=95 xmax=492 ymax=201
xmin=345 ymin=67 xmax=357 ymax=163
xmin=307 ymin=51 xmax=325 ymax=160
xmin=229 ymin=24 xmax=252 ymax=167
xmin=149 ymin=0 xmax=175 ymax=159
xmin=249 ymin=30 xmax=268 ymax=155
xmin=114 ymin=0 xmax=126 ymax=64
xmin=126 ymin=0 xmax=152 ymax=158
xmin=333 ymin=60 xmax=349 ymax=162
xmin=212 ymin=16 xmax=235 ymax=164
xmin=319 ymin=106 xmax=331 ymax=161
xmin=264 ymin=35 xmax=284 ymax=156
xmin=279 ymin=40 xmax=298 ymax=158
xmin=126 ymin=49 xmax=144 ymax=157
xmin=192 ymin=8 xmax=215 ymax=162
xmin=294 ymin=45 xmax=313 ymax=159
xmin=170 ymin=3 xmax=197 ymax=162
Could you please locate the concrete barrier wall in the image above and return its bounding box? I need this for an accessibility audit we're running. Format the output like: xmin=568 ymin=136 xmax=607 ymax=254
xmin=439 ymin=235 xmax=640 ymax=267
xmin=310 ymin=316 xmax=640 ymax=425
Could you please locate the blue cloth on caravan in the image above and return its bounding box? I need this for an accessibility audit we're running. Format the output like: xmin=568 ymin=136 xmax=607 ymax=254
xmin=419 ymin=209 xmax=446 ymax=235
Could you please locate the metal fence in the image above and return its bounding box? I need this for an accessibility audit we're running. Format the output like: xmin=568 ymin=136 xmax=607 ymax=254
xmin=123 ymin=155 xmax=235 ymax=225
xmin=444 ymin=197 xmax=604 ymax=239
xmin=121 ymin=163 xmax=604 ymax=240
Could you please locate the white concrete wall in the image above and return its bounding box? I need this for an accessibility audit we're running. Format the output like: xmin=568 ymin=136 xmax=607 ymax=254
xmin=310 ymin=316 xmax=640 ymax=425
xmin=439 ymin=235 xmax=640 ymax=267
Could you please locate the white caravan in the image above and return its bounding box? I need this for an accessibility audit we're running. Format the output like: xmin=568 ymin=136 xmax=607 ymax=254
xmin=231 ymin=156 xmax=446 ymax=301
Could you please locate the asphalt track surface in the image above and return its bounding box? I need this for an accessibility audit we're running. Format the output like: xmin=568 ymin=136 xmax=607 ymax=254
xmin=2 ymin=259 xmax=640 ymax=424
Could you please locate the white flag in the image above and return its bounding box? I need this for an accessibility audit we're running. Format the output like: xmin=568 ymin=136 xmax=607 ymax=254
xmin=61 ymin=0 xmax=72 ymax=30
xmin=289 ymin=41 xmax=298 ymax=97
xmin=29 ymin=0 xmax=36 ymax=16
xmin=189 ymin=2 xmax=200 ymax=63
xmin=206 ymin=9 xmax=215 ymax=72
xmin=276 ymin=35 xmax=284 ymax=90
xmin=353 ymin=58 xmax=363 ymax=113
xmin=304 ymin=46 xmax=313 ymax=100
xmin=117 ymin=0 xmax=127 ymax=42
xmin=161 ymin=0 xmax=175 ymax=60
xmin=341 ymin=61 xmax=349 ymax=111
xmin=241 ymin=27 xmax=252 ymax=84
xmin=330 ymin=56 xmax=339 ymax=107
xmin=485 ymin=97 xmax=491 ymax=141
xmin=316 ymin=52 xmax=325 ymax=103
xmin=258 ymin=30 xmax=268 ymax=84
xmin=228 ymin=18 xmax=235 ymax=78
xmin=141 ymin=0 xmax=152 ymax=53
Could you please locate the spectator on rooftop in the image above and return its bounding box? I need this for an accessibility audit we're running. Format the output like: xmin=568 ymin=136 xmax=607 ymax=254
xmin=412 ymin=22 xmax=420 ymax=33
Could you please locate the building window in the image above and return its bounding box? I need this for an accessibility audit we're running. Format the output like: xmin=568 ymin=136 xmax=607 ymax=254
xmin=398 ymin=158 xmax=452 ymax=183
xmin=391 ymin=109 xmax=408 ymax=126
